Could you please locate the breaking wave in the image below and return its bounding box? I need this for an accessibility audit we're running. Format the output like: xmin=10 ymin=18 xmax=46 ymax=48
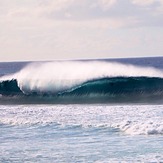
xmin=1 ymin=61 xmax=163 ymax=104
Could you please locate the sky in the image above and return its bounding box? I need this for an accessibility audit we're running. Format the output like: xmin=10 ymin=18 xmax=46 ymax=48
xmin=0 ymin=0 xmax=163 ymax=61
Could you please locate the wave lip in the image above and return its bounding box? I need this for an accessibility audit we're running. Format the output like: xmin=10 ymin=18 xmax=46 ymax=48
xmin=1 ymin=61 xmax=163 ymax=104
xmin=0 ymin=77 xmax=163 ymax=104
xmin=14 ymin=61 xmax=163 ymax=94
xmin=60 ymin=77 xmax=163 ymax=95
xmin=0 ymin=79 xmax=23 ymax=96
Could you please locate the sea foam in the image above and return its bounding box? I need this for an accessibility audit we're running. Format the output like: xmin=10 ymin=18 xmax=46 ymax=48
xmin=1 ymin=61 xmax=163 ymax=94
xmin=0 ymin=104 xmax=162 ymax=135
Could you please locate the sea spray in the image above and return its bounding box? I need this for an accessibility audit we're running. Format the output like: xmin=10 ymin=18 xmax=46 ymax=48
xmin=0 ymin=61 xmax=163 ymax=103
xmin=13 ymin=61 xmax=163 ymax=94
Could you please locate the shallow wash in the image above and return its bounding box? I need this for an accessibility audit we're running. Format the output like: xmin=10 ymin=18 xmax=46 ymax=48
xmin=0 ymin=104 xmax=163 ymax=162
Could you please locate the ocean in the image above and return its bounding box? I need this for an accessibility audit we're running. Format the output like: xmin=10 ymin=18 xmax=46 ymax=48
xmin=0 ymin=57 xmax=163 ymax=162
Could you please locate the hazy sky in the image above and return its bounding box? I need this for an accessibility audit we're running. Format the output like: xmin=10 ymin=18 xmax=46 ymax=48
xmin=0 ymin=0 xmax=163 ymax=61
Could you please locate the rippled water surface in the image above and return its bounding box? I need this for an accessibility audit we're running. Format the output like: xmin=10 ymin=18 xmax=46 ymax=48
xmin=0 ymin=104 xmax=163 ymax=162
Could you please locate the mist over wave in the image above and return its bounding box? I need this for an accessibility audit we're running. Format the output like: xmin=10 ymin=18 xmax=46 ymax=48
xmin=0 ymin=61 xmax=163 ymax=103
xmin=1 ymin=61 xmax=163 ymax=94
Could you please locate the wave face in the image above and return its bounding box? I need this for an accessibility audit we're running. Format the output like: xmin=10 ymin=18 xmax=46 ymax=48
xmin=1 ymin=61 xmax=163 ymax=104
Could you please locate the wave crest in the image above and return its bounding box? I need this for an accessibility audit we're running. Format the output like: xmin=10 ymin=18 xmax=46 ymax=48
xmin=1 ymin=61 xmax=163 ymax=103
xmin=13 ymin=61 xmax=163 ymax=93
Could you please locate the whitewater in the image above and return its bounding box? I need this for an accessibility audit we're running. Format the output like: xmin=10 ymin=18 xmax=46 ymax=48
xmin=1 ymin=60 xmax=163 ymax=94
xmin=0 ymin=57 xmax=163 ymax=162
xmin=1 ymin=60 xmax=163 ymax=104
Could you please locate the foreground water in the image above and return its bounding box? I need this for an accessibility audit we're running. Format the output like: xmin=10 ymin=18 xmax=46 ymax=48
xmin=0 ymin=57 xmax=163 ymax=162
xmin=0 ymin=104 xmax=163 ymax=162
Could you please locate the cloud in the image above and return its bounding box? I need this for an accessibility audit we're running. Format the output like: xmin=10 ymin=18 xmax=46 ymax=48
xmin=0 ymin=0 xmax=163 ymax=61
xmin=0 ymin=0 xmax=162 ymax=37
xmin=132 ymin=0 xmax=156 ymax=6
xmin=97 ymin=0 xmax=117 ymax=10
xmin=131 ymin=0 xmax=163 ymax=14
xmin=38 ymin=0 xmax=75 ymax=11
xmin=1 ymin=0 xmax=162 ymax=24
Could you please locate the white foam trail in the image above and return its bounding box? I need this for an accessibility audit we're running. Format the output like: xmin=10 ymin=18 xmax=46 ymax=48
xmin=114 ymin=119 xmax=163 ymax=135
xmin=1 ymin=61 xmax=163 ymax=94
xmin=0 ymin=104 xmax=162 ymax=135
